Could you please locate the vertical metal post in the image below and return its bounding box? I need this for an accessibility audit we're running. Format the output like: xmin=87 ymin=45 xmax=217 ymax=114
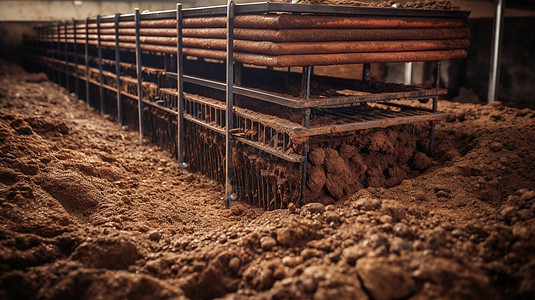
xmin=56 ymin=22 xmax=61 ymax=86
xmin=404 ymin=62 xmax=412 ymax=85
xmin=225 ymin=0 xmax=235 ymax=208
xmin=85 ymin=18 xmax=90 ymax=108
xmin=177 ymin=3 xmax=185 ymax=168
xmin=434 ymin=61 xmax=441 ymax=88
xmin=363 ymin=63 xmax=371 ymax=81
xmin=115 ymin=13 xmax=123 ymax=128
xmin=73 ymin=19 xmax=79 ymax=98
xmin=300 ymin=66 xmax=312 ymax=204
xmin=97 ymin=15 xmax=105 ymax=114
xmin=488 ymin=0 xmax=505 ymax=103
xmin=301 ymin=66 xmax=312 ymax=99
xmin=135 ymin=8 xmax=145 ymax=144
xmin=64 ymin=22 xmax=70 ymax=92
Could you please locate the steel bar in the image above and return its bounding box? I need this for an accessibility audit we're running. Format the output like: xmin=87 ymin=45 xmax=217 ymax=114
xmin=85 ymin=18 xmax=90 ymax=108
xmin=429 ymin=96 xmax=438 ymax=155
xmin=225 ymin=0 xmax=235 ymax=208
xmin=135 ymin=8 xmax=145 ymax=144
xmin=115 ymin=14 xmax=124 ymax=128
xmin=294 ymin=111 xmax=447 ymax=138
xmin=177 ymin=3 xmax=185 ymax=169
xmin=97 ymin=15 xmax=105 ymax=114
xmin=488 ymin=0 xmax=505 ymax=103
xmin=434 ymin=61 xmax=441 ymax=88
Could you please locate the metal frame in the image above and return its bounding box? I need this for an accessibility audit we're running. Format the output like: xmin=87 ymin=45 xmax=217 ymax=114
xmin=28 ymin=1 xmax=462 ymax=209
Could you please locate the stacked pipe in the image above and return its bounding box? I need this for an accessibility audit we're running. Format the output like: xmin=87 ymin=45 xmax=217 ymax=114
xmin=42 ymin=13 xmax=470 ymax=67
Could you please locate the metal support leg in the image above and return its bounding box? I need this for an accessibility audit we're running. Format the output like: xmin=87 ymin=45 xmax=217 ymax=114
xmin=135 ymin=8 xmax=145 ymax=144
xmin=404 ymin=62 xmax=412 ymax=85
xmin=114 ymin=13 xmax=123 ymax=128
xmin=226 ymin=0 xmax=235 ymax=208
xmin=301 ymin=66 xmax=312 ymax=99
xmin=300 ymin=66 xmax=312 ymax=204
xmin=85 ymin=18 xmax=90 ymax=108
xmin=363 ymin=63 xmax=371 ymax=81
xmin=97 ymin=15 xmax=105 ymax=114
xmin=73 ymin=19 xmax=79 ymax=99
xmin=488 ymin=0 xmax=505 ymax=103
xmin=56 ymin=22 xmax=61 ymax=86
xmin=64 ymin=22 xmax=69 ymax=92
xmin=434 ymin=61 xmax=441 ymax=88
xmin=177 ymin=3 xmax=185 ymax=169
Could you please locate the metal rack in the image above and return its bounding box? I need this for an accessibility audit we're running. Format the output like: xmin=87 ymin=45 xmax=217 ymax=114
xmin=25 ymin=1 xmax=469 ymax=209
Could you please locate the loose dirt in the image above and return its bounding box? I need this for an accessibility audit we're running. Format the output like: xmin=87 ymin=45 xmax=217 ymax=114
xmin=1 ymin=61 xmax=535 ymax=299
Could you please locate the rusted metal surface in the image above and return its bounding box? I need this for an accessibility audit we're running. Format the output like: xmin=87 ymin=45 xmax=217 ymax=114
xmin=183 ymin=38 xmax=469 ymax=55
xmin=181 ymin=48 xmax=468 ymax=67
xmin=182 ymin=27 xmax=470 ymax=42
xmin=183 ymin=14 xmax=467 ymax=29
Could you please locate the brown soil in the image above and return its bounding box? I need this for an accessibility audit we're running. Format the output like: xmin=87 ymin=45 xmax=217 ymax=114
xmin=1 ymin=61 xmax=535 ymax=299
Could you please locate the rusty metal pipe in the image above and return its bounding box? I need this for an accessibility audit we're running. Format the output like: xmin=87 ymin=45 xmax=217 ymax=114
xmin=182 ymin=48 xmax=468 ymax=67
xmin=183 ymin=15 xmax=467 ymax=29
xmin=183 ymin=38 xmax=470 ymax=55
xmin=182 ymin=27 xmax=470 ymax=42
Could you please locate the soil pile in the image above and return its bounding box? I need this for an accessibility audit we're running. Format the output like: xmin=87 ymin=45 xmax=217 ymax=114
xmin=1 ymin=61 xmax=535 ymax=299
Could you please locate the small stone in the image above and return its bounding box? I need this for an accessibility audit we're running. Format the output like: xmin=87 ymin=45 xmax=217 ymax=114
xmin=260 ymin=236 xmax=277 ymax=251
xmin=282 ymin=256 xmax=303 ymax=267
xmin=520 ymin=191 xmax=535 ymax=202
xmin=276 ymin=228 xmax=292 ymax=246
xmin=148 ymin=230 xmax=162 ymax=241
xmin=490 ymin=142 xmax=503 ymax=152
xmin=228 ymin=257 xmax=241 ymax=274
xmin=301 ymin=248 xmax=322 ymax=260
xmin=379 ymin=215 xmax=392 ymax=224
xmin=325 ymin=204 xmax=336 ymax=211
xmin=324 ymin=210 xmax=341 ymax=224
xmin=366 ymin=234 xmax=388 ymax=250
xmin=393 ymin=223 xmax=412 ymax=238
xmin=390 ymin=238 xmax=413 ymax=253
xmin=217 ymin=234 xmax=227 ymax=244
xmin=425 ymin=227 xmax=448 ymax=247
xmin=302 ymin=202 xmax=325 ymax=214
xmin=302 ymin=277 xmax=317 ymax=294
xmin=451 ymin=228 xmax=465 ymax=238
xmin=500 ymin=206 xmax=516 ymax=221
xmin=512 ymin=226 xmax=530 ymax=240
xmin=342 ymin=245 xmax=369 ymax=265
xmin=354 ymin=197 xmax=375 ymax=211
xmin=288 ymin=202 xmax=297 ymax=214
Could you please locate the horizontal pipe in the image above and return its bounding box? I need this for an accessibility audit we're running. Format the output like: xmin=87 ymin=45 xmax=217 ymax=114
xmin=182 ymin=48 xmax=468 ymax=67
xmin=183 ymin=38 xmax=470 ymax=55
xmin=182 ymin=27 xmax=470 ymax=42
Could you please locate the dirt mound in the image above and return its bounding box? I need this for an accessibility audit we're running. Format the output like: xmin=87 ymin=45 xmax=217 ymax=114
xmin=1 ymin=61 xmax=535 ymax=299
xmin=36 ymin=171 xmax=103 ymax=218
xmin=71 ymin=236 xmax=140 ymax=269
